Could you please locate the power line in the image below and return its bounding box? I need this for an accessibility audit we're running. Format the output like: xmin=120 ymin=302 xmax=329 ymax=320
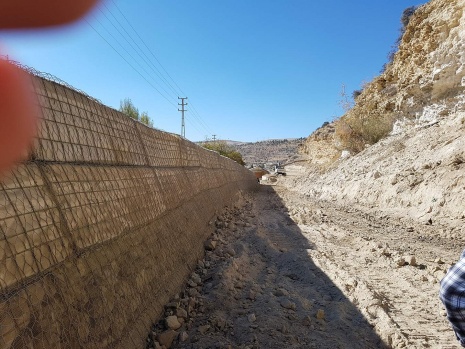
xmin=185 ymin=116 xmax=203 ymax=135
xmin=187 ymin=101 xmax=214 ymax=134
xmin=90 ymin=2 xmax=215 ymax=138
xmin=85 ymin=19 xmax=177 ymax=108
xmin=110 ymin=0 xmax=187 ymax=98
xmin=90 ymin=13 xmax=178 ymax=104
xmin=100 ymin=3 xmax=180 ymax=99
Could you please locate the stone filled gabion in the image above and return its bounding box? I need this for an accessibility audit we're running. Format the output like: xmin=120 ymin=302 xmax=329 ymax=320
xmin=0 ymin=71 xmax=257 ymax=349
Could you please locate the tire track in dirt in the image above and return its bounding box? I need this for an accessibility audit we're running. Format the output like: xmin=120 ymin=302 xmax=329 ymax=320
xmin=148 ymin=182 xmax=459 ymax=349
xmin=150 ymin=186 xmax=388 ymax=349
xmin=276 ymin=182 xmax=460 ymax=349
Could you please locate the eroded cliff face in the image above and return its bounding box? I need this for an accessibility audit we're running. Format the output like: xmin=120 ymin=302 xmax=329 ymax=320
xmin=300 ymin=122 xmax=339 ymax=169
xmin=294 ymin=0 xmax=465 ymax=225
xmin=303 ymin=0 xmax=465 ymax=167
xmin=369 ymin=0 xmax=465 ymax=122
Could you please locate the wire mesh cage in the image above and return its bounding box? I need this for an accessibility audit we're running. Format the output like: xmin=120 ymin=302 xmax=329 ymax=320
xmin=0 ymin=60 xmax=257 ymax=349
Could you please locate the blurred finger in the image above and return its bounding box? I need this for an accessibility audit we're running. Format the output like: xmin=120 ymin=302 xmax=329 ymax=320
xmin=0 ymin=59 xmax=39 ymax=177
xmin=0 ymin=0 xmax=100 ymax=28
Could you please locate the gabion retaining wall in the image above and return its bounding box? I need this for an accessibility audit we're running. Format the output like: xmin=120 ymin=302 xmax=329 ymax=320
xmin=0 ymin=71 xmax=256 ymax=349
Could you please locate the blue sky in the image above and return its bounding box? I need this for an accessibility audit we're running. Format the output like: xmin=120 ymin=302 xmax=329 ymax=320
xmin=1 ymin=0 xmax=426 ymax=142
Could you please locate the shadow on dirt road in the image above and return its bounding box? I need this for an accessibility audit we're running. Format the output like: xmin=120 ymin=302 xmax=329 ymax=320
xmin=170 ymin=185 xmax=389 ymax=349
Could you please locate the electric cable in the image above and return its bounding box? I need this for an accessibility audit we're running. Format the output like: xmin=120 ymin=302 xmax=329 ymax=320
xmin=85 ymin=19 xmax=177 ymax=108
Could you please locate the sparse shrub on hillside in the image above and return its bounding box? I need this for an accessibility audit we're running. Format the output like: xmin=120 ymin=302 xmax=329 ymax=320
xmin=392 ymin=140 xmax=406 ymax=153
xmin=361 ymin=113 xmax=397 ymax=144
xmin=335 ymin=113 xmax=398 ymax=153
xmin=401 ymin=6 xmax=417 ymax=29
xmin=352 ymin=89 xmax=363 ymax=100
xmin=333 ymin=6 xmax=418 ymax=152
xmin=339 ymin=84 xmax=353 ymax=113
xmin=383 ymin=5 xmax=418 ymax=72
xmin=201 ymin=141 xmax=245 ymax=165
xmin=380 ymin=62 xmax=390 ymax=74
xmin=335 ymin=121 xmax=365 ymax=153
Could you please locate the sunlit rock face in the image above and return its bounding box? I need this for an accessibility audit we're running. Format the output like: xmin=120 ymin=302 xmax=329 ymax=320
xmin=303 ymin=0 xmax=465 ymax=164
xmin=293 ymin=0 xmax=465 ymax=225
xmin=386 ymin=0 xmax=465 ymax=121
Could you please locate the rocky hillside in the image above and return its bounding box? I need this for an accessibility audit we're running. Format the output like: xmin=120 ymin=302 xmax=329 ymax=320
xmin=294 ymin=0 xmax=465 ymax=225
xmin=229 ymin=138 xmax=306 ymax=166
xmin=303 ymin=0 xmax=465 ymax=169
xmin=300 ymin=122 xmax=339 ymax=169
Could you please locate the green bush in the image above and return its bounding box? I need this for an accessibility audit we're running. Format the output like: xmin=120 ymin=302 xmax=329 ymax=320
xmin=120 ymin=98 xmax=139 ymax=120
xmin=119 ymin=98 xmax=153 ymax=127
xmin=140 ymin=112 xmax=153 ymax=127
xmin=200 ymin=141 xmax=245 ymax=165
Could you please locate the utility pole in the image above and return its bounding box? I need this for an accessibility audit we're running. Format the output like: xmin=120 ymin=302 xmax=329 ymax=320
xmin=178 ymin=97 xmax=187 ymax=138
xmin=212 ymin=134 xmax=217 ymax=142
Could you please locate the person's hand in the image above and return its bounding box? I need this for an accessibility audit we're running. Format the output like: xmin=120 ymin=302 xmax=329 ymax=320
xmin=0 ymin=0 xmax=100 ymax=178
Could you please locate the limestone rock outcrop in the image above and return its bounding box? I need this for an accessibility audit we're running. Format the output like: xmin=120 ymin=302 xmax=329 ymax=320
xmin=303 ymin=0 xmax=465 ymax=164
xmin=300 ymin=122 xmax=339 ymax=169
xmin=295 ymin=0 xmax=465 ymax=225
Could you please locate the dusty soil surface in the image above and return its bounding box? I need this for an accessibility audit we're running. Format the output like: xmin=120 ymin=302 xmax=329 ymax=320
xmin=149 ymin=175 xmax=462 ymax=349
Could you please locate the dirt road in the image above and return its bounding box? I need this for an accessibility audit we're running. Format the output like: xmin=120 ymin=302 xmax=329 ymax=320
xmin=276 ymin=184 xmax=459 ymax=349
xmin=149 ymin=178 xmax=461 ymax=349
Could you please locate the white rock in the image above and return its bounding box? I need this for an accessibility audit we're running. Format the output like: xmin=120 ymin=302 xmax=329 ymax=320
xmin=191 ymin=273 xmax=202 ymax=285
xmin=165 ymin=315 xmax=181 ymax=330
xmin=274 ymin=288 xmax=289 ymax=297
xmin=176 ymin=308 xmax=188 ymax=319
xmin=226 ymin=247 xmax=236 ymax=256
xmin=434 ymin=270 xmax=447 ymax=281
xmin=406 ymin=255 xmax=417 ymax=266
xmin=180 ymin=331 xmax=189 ymax=342
xmin=280 ymin=299 xmax=296 ymax=310
xmin=341 ymin=150 xmax=351 ymax=159
xmin=158 ymin=330 xmax=177 ymax=348
xmin=205 ymin=239 xmax=217 ymax=251
xmin=198 ymin=324 xmax=210 ymax=335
